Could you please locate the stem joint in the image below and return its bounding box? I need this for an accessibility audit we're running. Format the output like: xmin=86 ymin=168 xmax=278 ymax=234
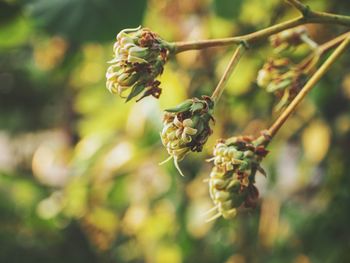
xmin=240 ymin=40 xmax=250 ymax=49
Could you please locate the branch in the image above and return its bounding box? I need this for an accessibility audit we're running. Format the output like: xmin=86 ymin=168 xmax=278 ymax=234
xmin=286 ymin=0 xmax=310 ymax=16
xmin=311 ymin=11 xmax=350 ymax=27
xmin=211 ymin=44 xmax=246 ymax=104
xmin=173 ymin=2 xmax=350 ymax=53
xmin=286 ymin=0 xmax=350 ymax=27
xmin=267 ymin=36 xmax=350 ymax=138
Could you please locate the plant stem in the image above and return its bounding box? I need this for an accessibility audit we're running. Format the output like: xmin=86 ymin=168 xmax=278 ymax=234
xmin=174 ymin=17 xmax=303 ymax=53
xmin=267 ymin=36 xmax=350 ymax=138
xmin=318 ymin=31 xmax=350 ymax=54
xmin=211 ymin=44 xmax=246 ymax=104
xmin=173 ymin=2 xmax=350 ymax=53
xmin=173 ymin=38 xmax=244 ymax=53
xmin=286 ymin=0 xmax=309 ymax=16
xmin=286 ymin=0 xmax=350 ymax=27
xmin=309 ymin=11 xmax=350 ymax=27
xmin=299 ymin=31 xmax=350 ymax=72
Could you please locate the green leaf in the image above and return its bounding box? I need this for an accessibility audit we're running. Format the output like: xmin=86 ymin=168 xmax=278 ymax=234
xmin=126 ymin=84 xmax=145 ymax=102
xmin=24 ymin=0 xmax=147 ymax=44
xmin=190 ymin=102 xmax=205 ymax=113
xmin=213 ymin=0 xmax=243 ymax=19
xmin=165 ymin=100 xmax=193 ymax=113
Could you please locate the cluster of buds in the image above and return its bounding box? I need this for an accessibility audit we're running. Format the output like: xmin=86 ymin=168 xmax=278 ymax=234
xmin=269 ymin=26 xmax=317 ymax=53
xmin=106 ymin=26 xmax=173 ymax=102
xmin=206 ymin=133 xmax=270 ymax=221
xmin=257 ymin=58 xmax=308 ymax=111
xmin=160 ymin=96 xmax=215 ymax=176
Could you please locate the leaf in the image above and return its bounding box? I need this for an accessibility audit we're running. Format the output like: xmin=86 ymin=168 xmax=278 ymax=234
xmin=165 ymin=100 xmax=193 ymax=113
xmin=23 ymin=0 xmax=147 ymax=44
xmin=125 ymin=83 xmax=145 ymax=102
xmin=213 ymin=0 xmax=243 ymax=19
xmin=190 ymin=102 xmax=205 ymax=113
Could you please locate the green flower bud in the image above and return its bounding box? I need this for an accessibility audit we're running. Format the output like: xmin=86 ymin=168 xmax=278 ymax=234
xmin=160 ymin=96 xmax=215 ymax=176
xmin=206 ymin=134 xmax=270 ymax=221
xmin=106 ymin=26 xmax=174 ymax=102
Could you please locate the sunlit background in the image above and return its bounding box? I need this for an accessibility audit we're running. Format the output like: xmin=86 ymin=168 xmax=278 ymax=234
xmin=1 ymin=0 xmax=350 ymax=262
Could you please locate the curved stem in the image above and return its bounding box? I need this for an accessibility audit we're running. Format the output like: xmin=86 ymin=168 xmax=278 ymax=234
xmin=211 ymin=44 xmax=246 ymax=104
xmin=268 ymin=36 xmax=350 ymax=138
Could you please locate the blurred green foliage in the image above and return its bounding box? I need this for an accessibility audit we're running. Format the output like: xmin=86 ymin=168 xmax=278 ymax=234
xmin=1 ymin=0 xmax=350 ymax=262
xmin=23 ymin=0 xmax=147 ymax=43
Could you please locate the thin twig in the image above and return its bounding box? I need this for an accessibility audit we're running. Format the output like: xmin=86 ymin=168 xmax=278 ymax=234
xmin=211 ymin=45 xmax=246 ymax=104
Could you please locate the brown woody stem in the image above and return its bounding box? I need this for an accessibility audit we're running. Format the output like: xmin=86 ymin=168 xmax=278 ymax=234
xmin=211 ymin=44 xmax=246 ymax=104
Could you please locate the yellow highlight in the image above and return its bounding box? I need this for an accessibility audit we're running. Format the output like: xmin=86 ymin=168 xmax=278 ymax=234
xmin=302 ymin=120 xmax=331 ymax=163
xmin=155 ymin=244 xmax=182 ymax=263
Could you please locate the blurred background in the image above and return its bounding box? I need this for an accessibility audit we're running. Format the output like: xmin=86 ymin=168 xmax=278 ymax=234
xmin=1 ymin=0 xmax=350 ymax=262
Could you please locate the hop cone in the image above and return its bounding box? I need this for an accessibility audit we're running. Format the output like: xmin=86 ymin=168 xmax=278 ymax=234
xmin=206 ymin=134 xmax=269 ymax=221
xmin=106 ymin=26 xmax=173 ymax=102
xmin=160 ymin=96 xmax=214 ymax=176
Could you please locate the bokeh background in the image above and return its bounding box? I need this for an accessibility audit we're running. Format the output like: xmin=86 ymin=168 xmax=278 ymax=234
xmin=1 ymin=0 xmax=350 ymax=262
